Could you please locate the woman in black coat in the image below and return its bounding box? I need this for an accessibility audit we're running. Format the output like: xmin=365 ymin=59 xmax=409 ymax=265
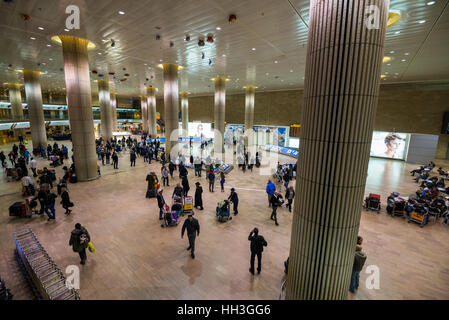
xmin=194 ymin=182 xmax=203 ymax=210
xmin=61 ymin=187 xmax=73 ymax=215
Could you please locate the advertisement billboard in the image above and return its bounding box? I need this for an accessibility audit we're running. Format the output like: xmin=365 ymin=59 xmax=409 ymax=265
xmin=370 ymin=131 xmax=409 ymax=160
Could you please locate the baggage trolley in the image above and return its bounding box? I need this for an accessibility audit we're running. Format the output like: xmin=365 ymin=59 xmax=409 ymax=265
xmin=183 ymin=196 xmax=194 ymax=215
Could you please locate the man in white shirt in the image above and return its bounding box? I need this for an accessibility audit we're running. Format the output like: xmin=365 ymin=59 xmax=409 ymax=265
xmin=29 ymin=157 xmax=37 ymax=177
xmin=22 ymin=175 xmax=35 ymax=195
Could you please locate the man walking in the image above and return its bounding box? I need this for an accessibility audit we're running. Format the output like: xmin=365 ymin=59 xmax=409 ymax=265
xmin=29 ymin=157 xmax=37 ymax=177
xmin=130 ymin=149 xmax=136 ymax=167
xmin=286 ymin=186 xmax=295 ymax=212
xmin=248 ymin=228 xmax=267 ymax=275
xmin=181 ymin=214 xmax=200 ymax=259
xmin=208 ymin=169 xmax=215 ymax=192
xmin=270 ymin=191 xmax=282 ymax=226
xmin=156 ymin=189 xmax=166 ymax=220
xmin=69 ymin=223 xmax=91 ymax=265
xmin=161 ymin=165 xmax=169 ymax=187
xmin=112 ymin=151 xmax=118 ymax=169
xmin=266 ymin=180 xmax=276 ymax=207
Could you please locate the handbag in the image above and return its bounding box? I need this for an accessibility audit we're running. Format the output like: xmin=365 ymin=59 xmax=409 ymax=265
xmin=88 ymin=241 xmax=95 ymax=253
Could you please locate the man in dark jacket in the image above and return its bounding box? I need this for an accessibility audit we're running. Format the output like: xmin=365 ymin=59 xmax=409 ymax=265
xmin=350 ymin=245 xmax=367 ymax=293
xmin=270 ymin=192 xmax=282 ymax=226
xmin=44 ymin=190 xmax=57 ymax=221
xmin=156 ymin=189 xmax=165 ymax=220
xmin=208 ymin=170 xmax=215 ymax=192
xmin=194 ymin=182 xmax=204 ymax=210
xmin=69 ymin=223 xmax=91 ymax=265
xmin=112 ymin=152 xmax=118 ymax=169
xmin=168 ymin=161 xmax=175 ymax=178
xmin=37 ymin=186 xmax=48 ymax=214
xmin=181 ymin=214 xmax=200 ymax=259
xmin=228 ymin=188 xmax=239 ymax=215
xmin=130 ymin=150 xmax=136 ymax=167
xmin=248 ymin=228 xmax=268 ymax=274
xmin=182 ymin=176 xmax=190 ymax=196
xmin=173 ymin=183 xmax=184 ymax=199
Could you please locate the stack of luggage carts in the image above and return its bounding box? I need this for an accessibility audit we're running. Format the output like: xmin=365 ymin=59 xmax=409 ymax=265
xmin=14 ymin=228 xmax=80 ymax=300
xmin=0 ymin=277 xmax=13 ymax=300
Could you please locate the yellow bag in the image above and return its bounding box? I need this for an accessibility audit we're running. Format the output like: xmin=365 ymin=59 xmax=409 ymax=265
xmin=88 ymin=241 xmax=95 ymax=253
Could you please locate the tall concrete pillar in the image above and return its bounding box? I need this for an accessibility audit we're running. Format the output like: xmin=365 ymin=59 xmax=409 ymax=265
xmin=23 ymin=71 xmax=47 ymax=150
xmin=244 ymin=86 xmax=256 ymax=148
xmin=286 ymin=0 xmax=389 ymax=300
xmin=213 ymin=78 xmax=227 ymax=157
xmin=59 ymin=35 xmax=98 ymax=181
xmin=98 ymin=80 xmax=113 ymax=141
xmin=141 ymin=95 xmax=149 ymax=133
xmin=147 ymin=87 xmax=157 ymax=138
xmin=162 ymin=64 xmax=180 ymax=157
xmin=8 ymin=83 xmax=24 ymax=120
xmin=180 ymin=91 xmax=190 ymax=137
xmin=110 ymin=92 xmax=118 ymax=131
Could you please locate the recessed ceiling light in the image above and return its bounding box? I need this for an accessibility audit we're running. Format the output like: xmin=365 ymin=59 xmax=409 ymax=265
xmin=252 ymin=48 xmax=256 ymax=51
xmin=427 ymin=1 xmax=436 ymax=5
xmin=390 ymin=50 xmax=395 ymax=54
xmin=47 ymin=44 xmax=51 ymax=47
xmin=64 ymin=28 xmax=69 ymax=32
xmin=404 ymin=52 xmax=410 ymax=55
xmin=387 ymin=63 xmax=391 ymax=66
xmin=290 ymin=69 xmax=293 ymax=72
xmin=266 ymin=73 xmax=269 ymax=75
xmin=216 ymin=27 xmax=221 ymax=30
xmin=418 ymin=20 xmax=426 ymax=24
xmin=30 ymin=37 xmax=36 ymax=40
xmin=118 ymin=11 xmax=125 ymax=15
xmin=98 ymin=52 xmax=102 ymax=55
xmin=222 ymin=54 xmax=226 ymax=57
xmin=274 ymin=60 xmax=278 ymax=63
xmin=38 ymin=27 xmax=44 ymax=30
xmin=395 ymin=31 xmax=401 ymax=35
xmin=402 ymin=59 xmax=406 ymax=62
xmin=144 ymin=63 xmax=147 ymax=65
xmin=49 ymin=58 xmax=53 ymax=61
xmin=160 ymin=59 xmax=163 ymax=62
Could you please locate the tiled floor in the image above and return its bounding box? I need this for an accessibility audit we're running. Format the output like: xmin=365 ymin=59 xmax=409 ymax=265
xmin=0 ymin=140 xmax=448 ymax=300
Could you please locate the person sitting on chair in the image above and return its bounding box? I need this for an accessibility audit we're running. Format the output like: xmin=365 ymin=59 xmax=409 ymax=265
xmin=436 ymin=178 xmax=446 ymax=189
xmin=437 ymin=167 xmax=447 ymax=176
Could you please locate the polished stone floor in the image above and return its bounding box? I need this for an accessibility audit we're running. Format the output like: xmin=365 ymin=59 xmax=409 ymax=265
xmin=0 ymin=139 xmax=448 ymax=300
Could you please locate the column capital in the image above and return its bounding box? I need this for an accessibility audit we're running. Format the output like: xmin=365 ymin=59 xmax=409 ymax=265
xmin=51 ymin=35 xmax=96 ymax=50
xmin=179 ymin=91 xmax=191 ymax=97
xmin=146 ymin=87 xmax=157 ymax=95
xmin=158 ymin=63 xmax=184 ymax=71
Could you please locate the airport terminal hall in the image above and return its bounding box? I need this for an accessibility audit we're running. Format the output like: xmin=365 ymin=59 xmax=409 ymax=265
xmin=0 ymin=0 xmax=449 ymax=303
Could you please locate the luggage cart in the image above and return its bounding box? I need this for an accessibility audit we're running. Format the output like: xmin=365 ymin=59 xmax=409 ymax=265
xmin=408 ymin=205 xmax=429 ymax=228
xmin=183 ymin=196 xmax=194 ymax=215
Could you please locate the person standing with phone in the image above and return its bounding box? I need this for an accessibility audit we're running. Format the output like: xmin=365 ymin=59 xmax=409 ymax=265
xmin=248 ymin=228 xmax=268 ymax=275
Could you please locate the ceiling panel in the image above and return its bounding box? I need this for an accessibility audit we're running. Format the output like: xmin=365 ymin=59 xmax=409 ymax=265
xmin=0 ymin=0 xmax=448 ymax=98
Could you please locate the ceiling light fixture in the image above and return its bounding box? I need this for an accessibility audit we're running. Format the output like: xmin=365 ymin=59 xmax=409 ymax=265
xmin=427 ymin=1 xmax=436 ymax=5
xmin=118 ymin=11 xmax=125 ymax=15
xmin=395 ymin=31 xmax=401 ymax=35
xmin=274 ymin=60 xmax=278 ymax=63
xmin=30 ymin=37 xmax=36 ymax=40
xmin=64 ymin=28 xmax=69 ymax=32
xmin=402 ymin=59 xmax=406 ymax=62
xmin=390 ymin=50 xmax=395 ymax=54
xmin=418 ymin=20 xmax=426 ymax=24
xmin=38 ymin=26 xmax=44 ymax=30
xmin=216 ymin=27 xmax=221 ymax=30
xmin=383 ymin=56 xmax=392 ymax=63
xmin=252 ymin=48 xmax=256 ymax=51
xmin=47 ymin=44 xmax=51 ymax=47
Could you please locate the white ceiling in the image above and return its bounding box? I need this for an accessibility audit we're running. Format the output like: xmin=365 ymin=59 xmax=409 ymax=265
xmin=0 ymin=0 xmax=448 ymax=97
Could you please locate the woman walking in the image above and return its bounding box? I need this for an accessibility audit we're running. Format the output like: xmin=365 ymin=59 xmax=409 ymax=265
xmin=61 ymin=187 xmax=74 ymax=215
xmin=220 ymin=172 xmax=226 ymax=192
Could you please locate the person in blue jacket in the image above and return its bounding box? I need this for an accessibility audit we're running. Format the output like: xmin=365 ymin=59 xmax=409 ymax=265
xmin=266 ymin=180 xmax=276 ymax=208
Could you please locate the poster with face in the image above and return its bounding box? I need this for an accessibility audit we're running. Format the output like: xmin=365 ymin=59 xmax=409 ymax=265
xmin=370 ymin=131 xmax=409 ymax=160
xmin=188 ymin=122 xmax=213 ymax=138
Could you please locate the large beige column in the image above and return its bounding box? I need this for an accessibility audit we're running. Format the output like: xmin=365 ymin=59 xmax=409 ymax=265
xmin=213 ymin=78 xmax=227 ymax=157
xmin=140 ymin=95 xmax=149 ymax=133
xmin=286 ymin=0 xmax=389 ymax=300
xmin=110 ymin=92 xmax=117 ymax=131
xmin=162 ymin=64 xmax=180 ymax=157
xmin=23 ymin=70 xmax=47 ymax=150
xmin=180 ymin=91 xmax=190 ymax=137
xmin=8 ymin=83 xmax=24 ymax=120
xmin=98 ymin=80 xmax=113 ymax=141
xmin=147 ymin=87 xmax=157 ymax=138
xmin=244 ymin=86 xmax=256 ymax=148
xmin=59 ymin=35 xmax=98 ymax=181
